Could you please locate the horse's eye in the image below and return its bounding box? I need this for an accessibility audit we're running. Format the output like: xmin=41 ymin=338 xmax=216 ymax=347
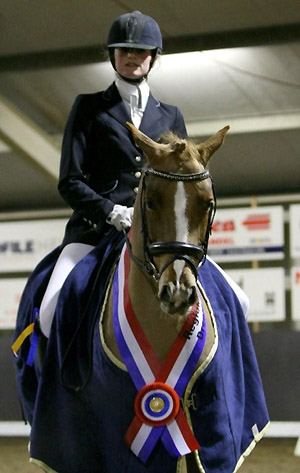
xmin=146 ymin=199 xmax=156 ymax=211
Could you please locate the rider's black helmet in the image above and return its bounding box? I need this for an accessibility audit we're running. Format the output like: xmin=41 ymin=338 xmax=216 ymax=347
xmin=107 ymin=11 xmax=163 ymax=52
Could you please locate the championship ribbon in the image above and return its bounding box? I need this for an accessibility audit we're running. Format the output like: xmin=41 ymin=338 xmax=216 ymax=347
xmin=112 ymin=245 xmax=207 ymax=462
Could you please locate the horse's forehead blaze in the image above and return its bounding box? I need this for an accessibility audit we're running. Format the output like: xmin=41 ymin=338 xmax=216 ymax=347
xmin=174 ymin=182 xmax=189 ymax=242
xmin=145 ymin=149 xmax=213 ymax=245
xmin=147 ymin=176 xmax=212 ymax=219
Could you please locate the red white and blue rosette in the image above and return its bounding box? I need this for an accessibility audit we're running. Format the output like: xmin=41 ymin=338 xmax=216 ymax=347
xmin=112 ymin=245 xmax=206 ymax=462
xmin=134 ymin=382 xmax=180 ymax=427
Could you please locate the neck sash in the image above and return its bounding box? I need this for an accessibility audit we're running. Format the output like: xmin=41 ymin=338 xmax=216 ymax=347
xmin=112 ymin=245 xmax=207 ymax=462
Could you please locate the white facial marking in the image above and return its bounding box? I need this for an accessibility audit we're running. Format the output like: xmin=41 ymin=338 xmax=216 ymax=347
xmin=174 ymin=182 xmax=188 ymax=281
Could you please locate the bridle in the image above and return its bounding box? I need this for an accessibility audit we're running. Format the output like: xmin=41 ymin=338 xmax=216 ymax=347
xmin=124 ymin=167 xmax=216 ymax=283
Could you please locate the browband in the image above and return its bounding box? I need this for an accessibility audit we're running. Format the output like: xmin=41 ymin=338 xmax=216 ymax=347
xmin=145 ymin=168 xmax=210 ymax=182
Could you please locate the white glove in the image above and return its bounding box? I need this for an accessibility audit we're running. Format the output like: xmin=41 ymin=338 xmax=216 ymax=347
xmin=106 ymin=204 xmax=134 ymax=231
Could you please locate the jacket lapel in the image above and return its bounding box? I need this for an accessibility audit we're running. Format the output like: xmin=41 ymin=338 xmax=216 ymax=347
xmin=139 ymin=94 xmax=163 ymax=137
xmin=103 ymin=83 xmax=131 ymax=127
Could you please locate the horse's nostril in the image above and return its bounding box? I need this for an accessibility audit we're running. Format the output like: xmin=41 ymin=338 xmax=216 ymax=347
xmin=187 ymin=286 xmax=197 ymax=306
xmin=159 ymin=283 xmax=197 ymax=308
xmin=159 ymin=285 xmax=172 ymax=303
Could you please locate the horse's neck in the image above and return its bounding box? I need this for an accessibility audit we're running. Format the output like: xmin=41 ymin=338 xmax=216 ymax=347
xmin=102 ymin=257 xmax=214 ymax=367
xmin=128 ymin=265 xmax=185 ymax=362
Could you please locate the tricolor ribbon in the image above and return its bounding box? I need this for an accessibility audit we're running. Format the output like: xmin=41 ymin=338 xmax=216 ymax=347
xmin=113 ymin=245 xmax=206 ymax=462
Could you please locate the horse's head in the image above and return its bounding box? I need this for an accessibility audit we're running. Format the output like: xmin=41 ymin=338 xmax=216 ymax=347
xmin=127 ymin=122 xmax=229 ymax=318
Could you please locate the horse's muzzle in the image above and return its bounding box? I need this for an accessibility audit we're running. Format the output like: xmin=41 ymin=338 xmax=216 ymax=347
xmin=158 ymin=282 xmax=197 ymax=315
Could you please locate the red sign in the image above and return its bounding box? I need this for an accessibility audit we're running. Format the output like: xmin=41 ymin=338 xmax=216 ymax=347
xmin=212 ymin=220 xmax=235 ymax=232
xmin=242 ymin=214 xmax=270 ymax=230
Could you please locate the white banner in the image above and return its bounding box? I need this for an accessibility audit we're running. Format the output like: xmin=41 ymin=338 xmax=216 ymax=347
xmin=291 ymin=267 xmax=300 ymax=321
xmin=227 ymin=268 xmax=285 ymax=322
xmin=0 ymin=278 xmax=27 ymax=329
xmin=290 ymin=205 xmax=300 ymax=259
xmin=0 ymin=219 xmax=67 ymax=272
xmin=208 ymin=206 xmax=284 ymax=262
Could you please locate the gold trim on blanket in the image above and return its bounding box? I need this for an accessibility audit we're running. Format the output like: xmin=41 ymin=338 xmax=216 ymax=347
xmin=182 ymin=280 xmax=219 ymax=473
xmin=99 ymin=263 xmax=127 ymax=371
xmin=233 ymin=421 xmax=271 ymax=473
xmin=30 ymin=458 xmax=58 ymax=473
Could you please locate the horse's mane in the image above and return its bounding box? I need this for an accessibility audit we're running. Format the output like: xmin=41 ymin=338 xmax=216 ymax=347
xmin=157 ymin=132 xmax=202 ymax=172
xmin=158 ymin=131 xmax=184 ymax=145
xmin=158 ymin=131 xmax=199 ymax=152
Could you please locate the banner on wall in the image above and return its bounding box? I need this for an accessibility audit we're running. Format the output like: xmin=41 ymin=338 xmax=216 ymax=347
xmin=227 ymin=268 xmax=285 ymax=322
xmin=0 ymin=219 xmax=67 ymax=272
xmin=290 ymin=205 xmax=300 ymax=259
xmin=207 ymin=206 xmax=284 ymax=262
xmin=291 ymin=267 xmax=300 ymax=321
xmin=0 ymin=278 xmax=27 ymax=329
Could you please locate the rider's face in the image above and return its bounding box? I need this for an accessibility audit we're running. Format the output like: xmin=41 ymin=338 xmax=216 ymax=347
xmin=114 ymin=48 xmax=152 ymax=80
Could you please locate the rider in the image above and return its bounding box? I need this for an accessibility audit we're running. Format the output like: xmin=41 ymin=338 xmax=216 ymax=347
xmin=38 ymin=11 xmax=187 ymax=337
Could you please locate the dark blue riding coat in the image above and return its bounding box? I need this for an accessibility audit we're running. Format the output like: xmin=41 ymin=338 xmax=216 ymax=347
xmin=13 ymin=230 xmax=269 ymax=473
xmin=58 ymin=82 xmax=187 ymax=246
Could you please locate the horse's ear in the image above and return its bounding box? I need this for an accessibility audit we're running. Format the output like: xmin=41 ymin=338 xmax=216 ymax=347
xmin=197 ymin=126 xmax=230 ymax=167
xmin=126 ymin=122 xmax=168 ymax=161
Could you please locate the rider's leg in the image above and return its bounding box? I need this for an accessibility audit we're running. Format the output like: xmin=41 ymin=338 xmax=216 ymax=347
xmin=39 ymin=243 xmax=94 ymax=337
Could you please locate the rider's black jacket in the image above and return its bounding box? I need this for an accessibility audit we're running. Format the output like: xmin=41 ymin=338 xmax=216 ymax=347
xmin=58 ymin=82 xmax=187 ymax=246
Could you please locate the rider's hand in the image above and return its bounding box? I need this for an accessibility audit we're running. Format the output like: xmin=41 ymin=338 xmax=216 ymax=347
xmin=106 ymin=204 xmax=134 ymax=231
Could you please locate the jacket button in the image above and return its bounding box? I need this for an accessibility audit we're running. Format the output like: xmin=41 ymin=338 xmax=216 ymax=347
xmin=135 ymin=171 xmax=141 ymax=178
xmin=135 ymin=156 xmax=141 ymax=162
xmin=133 ymin=187 xmax=139 ymax=194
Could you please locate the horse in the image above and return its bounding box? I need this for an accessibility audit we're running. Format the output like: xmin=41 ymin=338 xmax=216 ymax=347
xmin=12 ymin=124 xmax=269 ymax=473
xmin=103 ymin=123 xmax=228 ymax=368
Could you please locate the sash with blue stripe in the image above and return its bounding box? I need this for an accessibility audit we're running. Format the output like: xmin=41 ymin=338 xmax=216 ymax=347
xmin=113 ymin=245 xmax=207 ymax=462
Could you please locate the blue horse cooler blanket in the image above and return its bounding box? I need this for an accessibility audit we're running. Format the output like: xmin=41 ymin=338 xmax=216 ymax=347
xmin=12 ymin=229 xmax=269 ymax=473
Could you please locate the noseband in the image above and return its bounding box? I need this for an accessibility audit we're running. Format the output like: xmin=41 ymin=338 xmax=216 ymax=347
xmin=124 ymin=167 xmax=216 ymax=282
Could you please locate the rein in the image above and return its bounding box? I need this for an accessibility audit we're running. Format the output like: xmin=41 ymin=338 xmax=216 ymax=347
xmin=124 ymin=167 xmax=216 ymax=282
